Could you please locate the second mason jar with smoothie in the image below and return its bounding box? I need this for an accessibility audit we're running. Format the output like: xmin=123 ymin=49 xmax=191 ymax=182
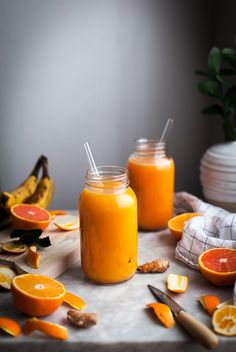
xmin=128 ymin=138 xmax=174 ymax=230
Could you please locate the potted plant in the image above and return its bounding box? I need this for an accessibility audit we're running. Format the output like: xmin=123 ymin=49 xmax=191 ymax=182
xmin=195 ymin=36 xmax=236 ymax=211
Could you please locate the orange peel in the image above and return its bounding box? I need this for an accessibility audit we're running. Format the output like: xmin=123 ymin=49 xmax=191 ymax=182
xmin=147 ymin=302 xmax=175 ymax=328
xmin=23 ymin=317 xmax=68 ymax=340
xmin=27 ymin=246 xmax=41 ymax=269
xmin=64 ymin=291 xmax=86 ymax=310
xmin=0 ymin=317 xmax=21 ymax=337
xmin=0 ymin=266 xmax=16 ymax=290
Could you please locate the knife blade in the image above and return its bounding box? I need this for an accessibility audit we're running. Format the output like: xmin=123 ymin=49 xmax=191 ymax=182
xmin=148 ymin=285 xmax=219 ymax=350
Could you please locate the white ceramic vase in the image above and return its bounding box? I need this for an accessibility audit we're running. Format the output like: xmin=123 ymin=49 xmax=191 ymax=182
xmin=200 ymin=142 xmax=236 ymax=212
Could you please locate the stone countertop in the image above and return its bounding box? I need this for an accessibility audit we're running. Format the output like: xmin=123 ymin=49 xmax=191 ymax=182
xmin=0 ymin=228 xmax=235 ymax=352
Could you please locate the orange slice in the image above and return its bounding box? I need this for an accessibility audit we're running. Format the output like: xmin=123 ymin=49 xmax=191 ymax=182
xmin=11 ymin=274 xmax=66 ymax=316
xmin=2 ymin=241 xmax=27 ymax=254
xmin=147 ymin=302 xmax=175 ymax=328
xmin=0 ymin=266 xmax=16 ymax=290
xmin=199 ymin=295 xmax=220 ymax=316
xmin=0 ymin=317 xmax=21 ymax=337
xmin=168 ymin=213 xmax=202 ymax=240
xmin=198 ymin=248 xmax=236 ymax=286
xmin=49 ymin=210 xmax=67 ymax=217
xmin=23 ymin=317 xmax=68 ymax=340
xmin=212 ymin=305 xmax=236 ymax=336
xmin=167 ymin=273 xmax=188 ymax=293
xmin=64 ymin=291 xmax=86 ymax=310
xmin=54 ymin=215 xmax=79 ymax=231
xmin=11 ymin=204 xmax=51 ymax=230
xmin=27 ymin=246 xmax=41 ymax=269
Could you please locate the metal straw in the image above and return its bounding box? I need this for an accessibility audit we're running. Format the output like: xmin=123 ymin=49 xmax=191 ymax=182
xmin=84 ymin=142 xmax=99 ymax=176
xmin=159 ymin=118 xmax=174 ymax=143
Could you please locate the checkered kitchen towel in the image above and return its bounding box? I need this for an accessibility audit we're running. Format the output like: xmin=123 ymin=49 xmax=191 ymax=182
xmin=175 ymin=192 xmax=236 ymax=270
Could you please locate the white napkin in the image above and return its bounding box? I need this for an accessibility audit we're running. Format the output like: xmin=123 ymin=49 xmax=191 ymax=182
xmin=174 ymin=192 xmax=236 ymax=269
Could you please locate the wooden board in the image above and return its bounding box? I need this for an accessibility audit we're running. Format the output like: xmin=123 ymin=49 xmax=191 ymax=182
xmin=0 ymin=216 xmax=80 ymax=278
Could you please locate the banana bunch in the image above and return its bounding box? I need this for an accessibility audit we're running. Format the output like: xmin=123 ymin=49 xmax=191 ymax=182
xmin=27 ymin=157 xmax=54 ymax=208
xmin=0 ymin=155 xmax=54 ymax=230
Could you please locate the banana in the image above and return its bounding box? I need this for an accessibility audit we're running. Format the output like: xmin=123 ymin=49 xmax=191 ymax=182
xmin=0 ymin=156 xmax=43 ymax=211
xmin=27 ymin=157 xmax=54 ymax=209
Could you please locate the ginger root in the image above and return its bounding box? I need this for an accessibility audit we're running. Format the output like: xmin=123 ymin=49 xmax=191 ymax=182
xmin=137 ymin=259 xmax=169 ymax=273
xmin=67 ymin=310 xmax=97 ymax=328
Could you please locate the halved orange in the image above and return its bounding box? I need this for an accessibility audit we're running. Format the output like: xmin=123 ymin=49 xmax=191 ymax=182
xmin=198 ymin=248 xmax=236 ymax=286
xmin=168 ymin=213 xmax=202 ymax=240
xmin=212 ymin=305 xmax=236 ymax=336
xmin=23 ymin=317 xmax=68 ymax=340
xmin=11 ymin=274 xmax=66 ymax=316
xmin=0 ymin=317 xmax=21 ymax=337
xmin=11 ymin=204 xmax=51 ymax=230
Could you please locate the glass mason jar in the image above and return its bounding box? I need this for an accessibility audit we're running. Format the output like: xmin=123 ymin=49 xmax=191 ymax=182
xmin=128 ymin=138 xmax=175 ymax=230
xmin=79 ymin=166 xmax=138 ymax=284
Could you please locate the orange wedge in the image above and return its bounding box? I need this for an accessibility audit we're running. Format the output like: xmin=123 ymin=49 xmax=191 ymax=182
xmin=64 ymin=292 xmax=86 ymax=310
xmin=0 ymin=317 xmax=21 ymax=337
xmin=54 ymin=215 xmax=79 ymax=231
xmin=147 ymin=302 xmax=175 ymax=328
xmin=167 ymin=273 xmax=188 ymax=293
xmin=199 ymin=295 xmax=220 ymax=316
xmin=212 ymin=305 xmax=236 ymax=336
xmin=11 ymin=274 xmax=66 ymax=316
xmin=0 ymin=266 xmax=16 ymax=290
xmin=168 ymin=213 xmax=202 ymax=240
xmin=23 ymin=318 xmax=68 ymax=340
xmin=2 ymin=241 xmax=27 ymax=254
xmin=27 ymin=246 xmax=41 ymax=269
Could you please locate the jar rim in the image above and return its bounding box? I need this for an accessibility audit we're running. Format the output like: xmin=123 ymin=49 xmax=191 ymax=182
xmin=86 ymin=166 xmax=129 ymax=189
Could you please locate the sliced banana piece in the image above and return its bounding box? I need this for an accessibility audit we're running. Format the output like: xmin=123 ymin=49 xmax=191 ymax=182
xmin=54 ymin=215 xmax=79 ymax=231
xmin=0 ymin=266 xmax=16 ymax=290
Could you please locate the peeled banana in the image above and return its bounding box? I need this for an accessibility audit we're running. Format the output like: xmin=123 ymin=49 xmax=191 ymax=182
xmin=27 ymin=157 xmax=54 ymax=209
xmin=0 ymin=156 xmax=43 ymax=211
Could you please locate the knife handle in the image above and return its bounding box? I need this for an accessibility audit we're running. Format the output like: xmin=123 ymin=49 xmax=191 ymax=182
xmin=176 ymin=310 xmax=219 ymax=349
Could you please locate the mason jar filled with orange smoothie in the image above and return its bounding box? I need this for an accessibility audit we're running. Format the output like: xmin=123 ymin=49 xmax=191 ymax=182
xmin=128 ymin=138 xmax=174 ymax=230
xmin=79 ymin=166 xmax=137 ymax=284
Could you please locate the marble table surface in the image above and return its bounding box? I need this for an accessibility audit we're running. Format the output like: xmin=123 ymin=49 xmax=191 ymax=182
xmin=0 ymin=224 xmax=235 ymax=352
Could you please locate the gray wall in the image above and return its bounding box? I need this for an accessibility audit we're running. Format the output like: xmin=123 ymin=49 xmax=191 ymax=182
xmin=0 ymin=0 xmax=216 ymax=208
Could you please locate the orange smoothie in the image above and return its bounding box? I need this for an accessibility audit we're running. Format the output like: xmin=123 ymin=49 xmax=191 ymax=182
xmin=79 ymin=167 xmax=137 ymax=284
xmin=128 ymin=140 xmax=174 ymax=230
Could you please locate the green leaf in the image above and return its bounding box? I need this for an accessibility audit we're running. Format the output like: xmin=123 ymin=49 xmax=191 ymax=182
xmin=201 ymin=104 xmax=224 ymax=116
xmin=9 ymin=228 xmax=51 ymax=247
xmin=224 ymin=85 xmax=236 ymax=107
xmin=36 ymin=237 xmax=51 ymax=247
xmin=198 ymin=80 xmax=220 ymax=97
xmin=194 ymin=69 xmax=210 ymax=77
xmin=222 ymin=48 xmax=236 ymax=68
xmin=216 ymin=74 xmax=230 ymax=87
xmin=220 ymin=68 xmax=236 ymax=75
xmin=208 ymin=47 xmax=223 ymax=74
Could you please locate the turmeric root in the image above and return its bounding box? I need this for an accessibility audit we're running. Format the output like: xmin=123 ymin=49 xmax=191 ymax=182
xmin=137 ymin=259 xmax=169 ymax=273
xmin=67 ymin=310 xmax=97 ymax=328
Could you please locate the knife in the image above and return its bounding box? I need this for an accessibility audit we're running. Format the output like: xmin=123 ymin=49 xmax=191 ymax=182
xmin=148 ymin=285 xmax=219 ymax=350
